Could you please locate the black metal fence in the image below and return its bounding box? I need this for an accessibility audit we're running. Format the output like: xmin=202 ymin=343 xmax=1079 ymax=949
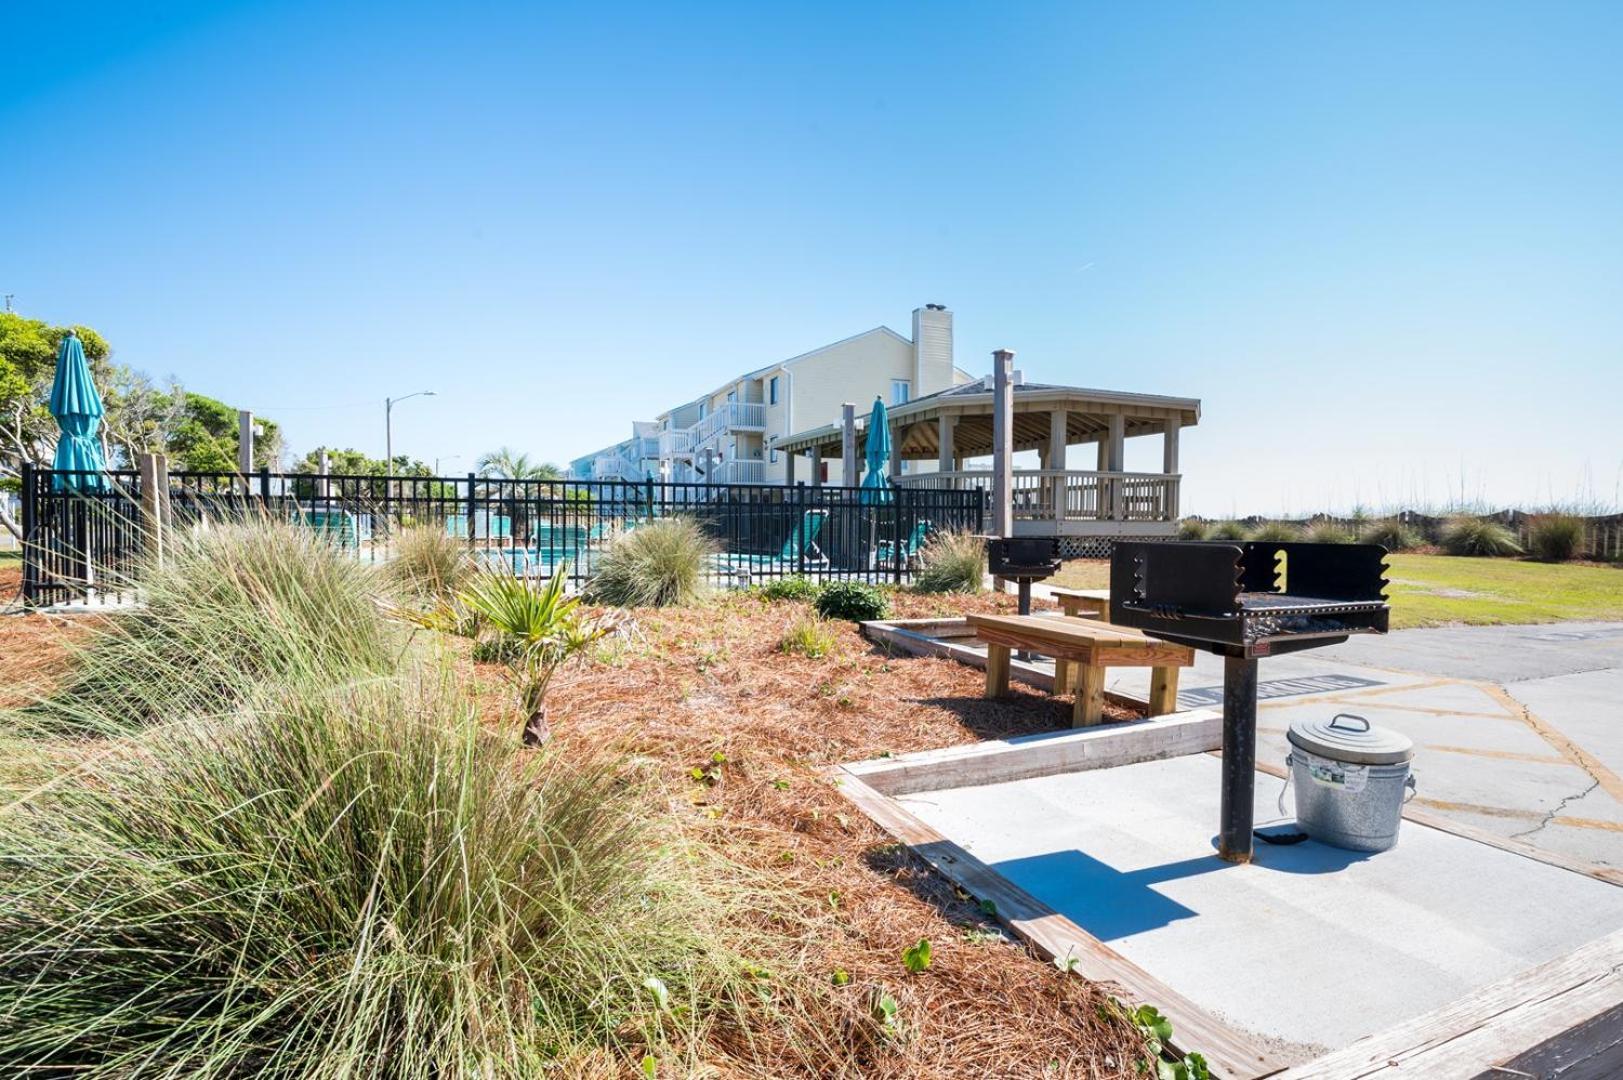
xmin=19 ymin=464 xmax=986 ymax=607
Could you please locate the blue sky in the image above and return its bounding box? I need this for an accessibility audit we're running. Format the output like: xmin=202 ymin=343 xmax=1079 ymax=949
xmin=5 ymin=1 xmax=1620 ymax=514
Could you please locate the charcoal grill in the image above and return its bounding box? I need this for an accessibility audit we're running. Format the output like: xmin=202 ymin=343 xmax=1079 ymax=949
xmin=1110 ymin=541 xmax=1390 ymax=862
xmin=987 ymin=537 xmax=1062 ymax=617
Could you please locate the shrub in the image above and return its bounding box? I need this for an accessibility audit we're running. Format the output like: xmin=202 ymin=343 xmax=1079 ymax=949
xmin=1209 ymin=520 xmax=1248 ymax=541
xmin=758 ymin=575 xmax=820 ymax=602
xmin=1527 ymin=514 xmax=1585 ymax=562
xmin=912 ymin=529 xmax=986 ymax=594
xmin=1360 ymin=518 xmax=1421 ymax=552
xmin=1176 ymin=519 xmax=1210 ymax=541
xmin=1441 ymin=516 xmax=1523 ymax=557
xmin=457 ymin=566 xmax=618 ymax=744
xmin=1248 ymin=521 xmax=1300 ymax=543
xmin=22 ymin=520 xmax=397 ymax=736
xmin=815 ymin=581 xmax=890 ymax=622
xmin=586 ymin=517 xmax=715 ymax=607
xmin=779 ymin=614 xmax=837 ymax=658
xmin=1307 ymin=522 xmax=1354 ymax=544
xmin=386 ymin=524 xmax=473 ymax=604
xmin=0 ymin=671 xmax=791 ymax=1075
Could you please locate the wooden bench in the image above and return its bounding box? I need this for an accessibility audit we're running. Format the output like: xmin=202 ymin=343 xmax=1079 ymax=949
xmin=966 ymin=613 xmax=1194 ymax=727
xmin=1048 ymin=586 xmax=1110 ymax=621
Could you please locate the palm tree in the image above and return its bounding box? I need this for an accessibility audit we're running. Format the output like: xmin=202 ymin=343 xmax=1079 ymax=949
xmin=475 ymin=448 xmax=564 ymax=546
xmin=475 ymin=447 xmax=563 ymax=480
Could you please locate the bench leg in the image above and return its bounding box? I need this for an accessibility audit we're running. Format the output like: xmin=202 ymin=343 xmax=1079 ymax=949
xmin=1149 ymin=666 xmax=1180 ymax=716
xmin=984 ymin=644 xmax=1011 ymax=699
xmin=1072 ymin=663 xmax=1105 ymax=727
xmin=1053 ymin=659 xmax=1072 ymax=696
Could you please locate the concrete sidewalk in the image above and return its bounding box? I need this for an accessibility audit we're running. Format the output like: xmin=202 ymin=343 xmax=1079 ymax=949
xmin=1101 ymin=621 xmax=1623 ymax=870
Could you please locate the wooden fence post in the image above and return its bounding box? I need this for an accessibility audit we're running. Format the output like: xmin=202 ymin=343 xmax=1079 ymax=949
xmin=138 ymin=453 xmax=166 ymax=569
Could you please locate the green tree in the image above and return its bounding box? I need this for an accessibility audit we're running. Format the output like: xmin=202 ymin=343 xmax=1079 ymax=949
xmin=293 ymin=447 xmax=431 ymax=477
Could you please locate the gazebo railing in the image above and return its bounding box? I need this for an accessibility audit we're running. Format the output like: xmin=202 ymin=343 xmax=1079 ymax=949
xmin=894 ymin=469 xmax=1179 ymax=523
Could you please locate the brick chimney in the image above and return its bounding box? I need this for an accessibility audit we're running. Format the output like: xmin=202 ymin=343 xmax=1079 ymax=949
xmin=911 ymin=303 xmax=954 ymax=397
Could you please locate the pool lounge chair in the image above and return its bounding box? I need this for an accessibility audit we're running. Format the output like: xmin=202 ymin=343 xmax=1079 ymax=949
xmin=873 ymin=518 xmax=933 ymax=570
xmin=713 ymin=508 xmax=830 ymax=572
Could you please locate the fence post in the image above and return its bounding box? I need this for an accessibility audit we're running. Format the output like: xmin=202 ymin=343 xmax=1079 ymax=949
xmin=465 ymin=472 xmax=478 ymax=545
xmin=20 ymin=461 xmax=38 ymax=606
xmin=893 ymin=491 xmax=904 ymax=586
xmin=138 ymin=453 xmax=166 ymax=569
xmin=259 ymin=467 xmax=271 ymax=506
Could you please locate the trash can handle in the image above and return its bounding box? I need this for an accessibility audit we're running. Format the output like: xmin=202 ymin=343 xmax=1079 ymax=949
xmin=1329 ymin=713 xmax=1371 ymax=733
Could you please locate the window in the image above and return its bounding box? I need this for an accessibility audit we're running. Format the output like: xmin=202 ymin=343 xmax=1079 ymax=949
xmin=727 ymin=390 xmax=736 ymax=404
xmin=891 ymin=379 xmax=911 ymax=405
xmin=769 ymin=375 xmax=779 ymax=405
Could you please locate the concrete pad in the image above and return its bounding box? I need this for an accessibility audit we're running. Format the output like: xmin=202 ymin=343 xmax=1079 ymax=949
xmin=897 ymin=754 xmax=1623 ymax=1051
xmin=1505 ymin=667 xmax=1623 ymax=784
xmin=1318 ymin=622 xmax=1623 ymax=683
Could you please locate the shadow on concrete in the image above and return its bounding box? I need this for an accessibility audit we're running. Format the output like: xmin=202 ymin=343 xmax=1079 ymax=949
xmin=993 ymin=841 xmax=1374 ymax=941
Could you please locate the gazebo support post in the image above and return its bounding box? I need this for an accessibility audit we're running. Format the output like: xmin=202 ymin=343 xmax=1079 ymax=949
xmin=840 ymin=403 xmax=856 ymax=488
xmin=990 ymin=349 xmax=1014 ymax=538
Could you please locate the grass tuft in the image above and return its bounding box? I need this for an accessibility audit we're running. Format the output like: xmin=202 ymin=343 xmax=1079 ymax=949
xmin=1176 ymin=519 xmax=1210 ymax=540
xmin=778 ymin=614 xmax=837 ymax=659
xmin=1441 ymin=516 xmax=1523 ymax=557
xmin=586 ymin=518 xmax=715 ymax=608
xmin=1247 ymin=521 xmax=1300 ymax=543
xmin=0 ymin=670 xmax=796 ymax=1076
xmin=385 ymin=524 xmax=473 ymax=604
xmin=911 ymin=529 xmax=985 ymax=594
xmin=1306 ymin=522 xmax=1354 ymax=544
xmin=1208 ymin=521 xmax=1248 ymax=541
xmin=1360 ymin=519 xmax=1421 ymax=552
xmin=1527 ymin=514 xmax=1585 ymax=562
xmin=19 ymin=520 xmax=398 ymax=737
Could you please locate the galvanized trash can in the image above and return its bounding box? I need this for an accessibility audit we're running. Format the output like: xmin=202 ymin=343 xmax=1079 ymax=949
xmin=1287 ymin=713 xmax=1416 ymax=852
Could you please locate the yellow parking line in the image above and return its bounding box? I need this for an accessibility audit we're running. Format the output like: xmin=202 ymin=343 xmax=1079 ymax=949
xmin=1413 ymin=797 xmax=1623 ymax=834
xmin=1480 ymin=683 xmax=1623 ymax=806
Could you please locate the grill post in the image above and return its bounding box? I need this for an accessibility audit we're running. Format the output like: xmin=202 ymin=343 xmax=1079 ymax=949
xmin=1219 ymin=655 xmax=1259 ymax=863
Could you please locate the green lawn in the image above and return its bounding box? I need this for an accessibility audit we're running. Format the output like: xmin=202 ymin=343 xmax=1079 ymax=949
xmin=1051 ymin=553 xmax=1623 ymax=630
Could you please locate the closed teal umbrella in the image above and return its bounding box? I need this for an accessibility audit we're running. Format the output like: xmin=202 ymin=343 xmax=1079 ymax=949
xmin=859 ymin=396 xmax=892 ymax=505
xmin=49 ymin=330 xmax=107 ymax=491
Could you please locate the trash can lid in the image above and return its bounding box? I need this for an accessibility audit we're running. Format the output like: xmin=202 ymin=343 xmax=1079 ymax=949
xmin=1287 ymin=713 xmax=1414 ymax=766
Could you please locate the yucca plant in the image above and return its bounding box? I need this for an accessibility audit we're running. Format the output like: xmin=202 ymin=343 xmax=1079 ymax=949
xmin=1441 ymin=516 xmax=1523 ymax=557
xmin=1307 ymin=522 xmax=1354 ymax=544
xmin=1527 ymin=514 xmax=1585 ymax=562
xmin=0 ymin=670 xmax=790 ymax=1076
xmin=458 ymin=566 xmax=616 ymax=745
xmin=1176 ymin=519 xmax=1210 ymax=541
xmin=1360 ymin=518 xmax=1421 ymax=552
xmin=586 ymin=517 xmax=716 ymax=608
xmin=911 ymin=529 xmax=986 ymax=594
xmin=20 ymin=520 xmax=397 ymax=737
xmin=385 ymin=524 xmax=472 ymax=604
xmin=1248 ymin=521 xmax=1301 ymax=543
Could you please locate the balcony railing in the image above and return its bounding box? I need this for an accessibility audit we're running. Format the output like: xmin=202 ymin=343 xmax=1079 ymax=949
xmin=711 ymin=459 xmax=766 ymax=484
xmin=894 ymin=469 xmax=1179 ymax=523
xmin=692 ymin=401 xmax=766 ymax=447
xmin=659 ymin=428 xmax=695 ymax=456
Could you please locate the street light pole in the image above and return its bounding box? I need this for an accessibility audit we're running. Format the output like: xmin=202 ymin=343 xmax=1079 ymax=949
xmin=385 ymin=391 xmax=436 ymax=479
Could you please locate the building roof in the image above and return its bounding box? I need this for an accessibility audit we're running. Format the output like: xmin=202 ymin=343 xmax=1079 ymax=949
xmin=771 ymin=379 xmax=1200 ymax=460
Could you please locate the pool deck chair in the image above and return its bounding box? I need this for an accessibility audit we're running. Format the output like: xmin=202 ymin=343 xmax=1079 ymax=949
xmin=873 ymin=518 xmax=932 ymax=570
xmin=714 ymin=508 xmax=830 ymax=572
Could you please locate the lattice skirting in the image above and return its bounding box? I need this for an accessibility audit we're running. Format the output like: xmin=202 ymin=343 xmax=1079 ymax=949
xmin=1058 ymin=535 xmax=1173 ymax=560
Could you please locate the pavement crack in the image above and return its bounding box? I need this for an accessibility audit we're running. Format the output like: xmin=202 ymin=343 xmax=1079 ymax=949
xmin=1511 ymin=777 xmax=1600 ymax=840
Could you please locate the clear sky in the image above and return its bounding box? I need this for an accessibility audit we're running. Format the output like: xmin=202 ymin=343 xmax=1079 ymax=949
xmin=5 ymin=1 xmax=1620 ymax=515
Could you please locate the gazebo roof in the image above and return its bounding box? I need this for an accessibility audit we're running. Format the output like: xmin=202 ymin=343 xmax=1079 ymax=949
xmin=772 ymin=380 xmax=1201 ymax=460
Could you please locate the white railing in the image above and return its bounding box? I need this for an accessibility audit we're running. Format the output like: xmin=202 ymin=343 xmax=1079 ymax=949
xmin=692 ymin=402 xmax=766 ymax=447
xmin=894 ymin=469 xmax=1180 ymax=522
xmin=659 ymin=428 xmax=694 ymax=456
xmin=711 ymin=459 xmax=766 ymax=484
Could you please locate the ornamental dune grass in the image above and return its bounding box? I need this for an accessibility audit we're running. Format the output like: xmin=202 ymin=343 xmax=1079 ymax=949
xmin=911 ymin=529 xmax=986 ymax=595
xmin=385 ymin=523 xmax=474 ymax=604
xmin=0 ymin=669 xmax=819 ymax=1077
xmin=586 ymin=517 xmax=716 ymax=608
xmin=19 ymin=520 xmax=399 ymax=737
xmin=1441 ymin=516 xmax=1523 ymax=557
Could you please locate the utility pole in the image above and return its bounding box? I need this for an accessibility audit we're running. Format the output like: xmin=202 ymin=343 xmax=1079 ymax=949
xmin=3 ymin=294 xmax=13 ymax=313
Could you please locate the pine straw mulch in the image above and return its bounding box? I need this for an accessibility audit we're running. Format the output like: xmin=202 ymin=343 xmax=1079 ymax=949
xmin=472 ymin=589 xmax=1151 ymax=1079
